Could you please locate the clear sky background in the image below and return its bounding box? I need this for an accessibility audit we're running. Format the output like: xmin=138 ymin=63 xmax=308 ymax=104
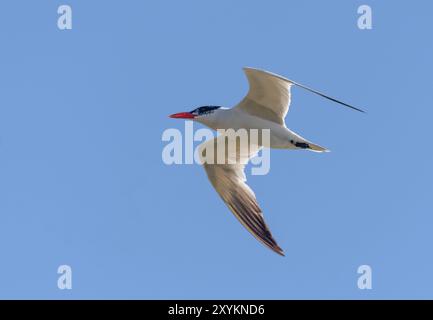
xmin=0 ymin=1 xmax=432 ymax=299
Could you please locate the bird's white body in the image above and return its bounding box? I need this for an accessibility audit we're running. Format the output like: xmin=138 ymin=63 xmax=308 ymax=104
xmin=196 ymin=107 xmax=307 ymax=149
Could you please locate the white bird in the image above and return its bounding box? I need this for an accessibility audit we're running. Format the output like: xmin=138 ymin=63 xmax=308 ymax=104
xmin=169 ymin=67 xmax=364 ymax=256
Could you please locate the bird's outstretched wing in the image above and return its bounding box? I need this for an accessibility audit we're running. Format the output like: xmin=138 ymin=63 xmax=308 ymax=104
xmin=198 ymin=134 xmax=284 ymax=256
xmin=235 ymin=68 xmax=365 ymax=125
xmin=235 ymin=67 xmax=293 ymax=126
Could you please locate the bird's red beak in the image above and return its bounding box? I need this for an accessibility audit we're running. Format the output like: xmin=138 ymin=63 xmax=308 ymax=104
xmin=169 ymin=112 xmax=196 ymax=119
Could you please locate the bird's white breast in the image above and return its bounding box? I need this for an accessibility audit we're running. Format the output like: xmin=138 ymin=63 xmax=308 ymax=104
xmin=197 ymin=108 xmax=296 ymax=149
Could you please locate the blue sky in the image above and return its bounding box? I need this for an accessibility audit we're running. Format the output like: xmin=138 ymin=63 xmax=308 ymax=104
xmin=0 ymin=1 xmax=432 ymax=299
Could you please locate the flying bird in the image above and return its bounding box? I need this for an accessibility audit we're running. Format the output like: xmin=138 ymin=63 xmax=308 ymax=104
xmin=169 ymin=67 xmax=364 ymax=256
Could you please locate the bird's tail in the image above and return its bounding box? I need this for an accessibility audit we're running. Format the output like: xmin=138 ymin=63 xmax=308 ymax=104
xmin=291 ymin=138 xmax=329 ymax=152
xmin=289 ymin=130 xmax=329 ymax=152
xmin=307 ymin=142 xmax=329 ymax=153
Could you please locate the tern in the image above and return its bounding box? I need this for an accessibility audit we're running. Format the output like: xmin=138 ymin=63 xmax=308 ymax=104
xmin=169 ymin=67 xmax=364 ymax=256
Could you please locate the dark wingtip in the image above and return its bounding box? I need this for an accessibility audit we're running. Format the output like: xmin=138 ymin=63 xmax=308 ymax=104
xmin=290 ymin=81 xmax=367 ymax=114
xmin=275 ymin=248 xmax=285 ymax=257
xmin=269 ymin=243 xmax=285 ymax=256
xmin=348 ymin=105 xmax=367 ymax=114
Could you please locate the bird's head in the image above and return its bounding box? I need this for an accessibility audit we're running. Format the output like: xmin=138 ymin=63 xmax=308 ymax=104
xmin=169 ymin=106 xmax=222 ymax=122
